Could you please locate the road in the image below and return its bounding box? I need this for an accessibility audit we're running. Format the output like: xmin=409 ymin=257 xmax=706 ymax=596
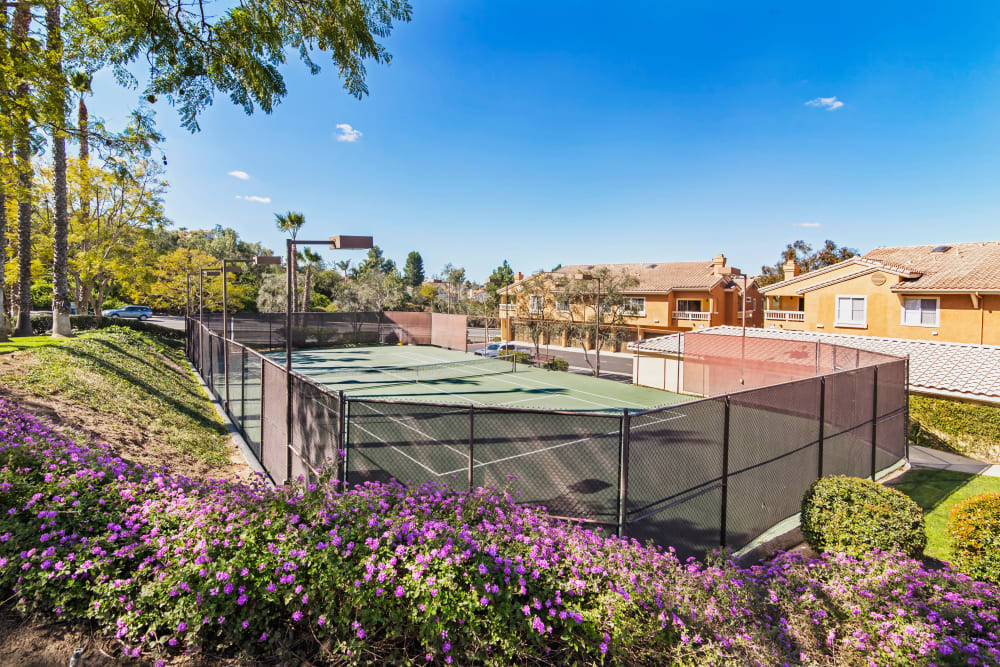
xmin=148 ymin=315 xmax=185 ymax=331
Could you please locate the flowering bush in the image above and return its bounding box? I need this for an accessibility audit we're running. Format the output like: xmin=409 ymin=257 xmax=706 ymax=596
xmin=949 ymin=493 xmax=1000 ymax=584
xmin=1 ymin=399 xmax=998 ymax=665
xmin=801 ymin=475 xmax=926 ymax=557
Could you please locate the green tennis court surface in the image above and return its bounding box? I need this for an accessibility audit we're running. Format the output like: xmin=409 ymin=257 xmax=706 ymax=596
xmin=269 ymin=344 xmax=687 ymax=413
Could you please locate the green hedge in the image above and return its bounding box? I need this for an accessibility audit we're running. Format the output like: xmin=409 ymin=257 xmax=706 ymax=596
xmin=801 ymin=475 xmax=926 ymax=557
xmin=908 ymin=395 xmax=1000 ymax=462
xmin=948 ymin=493 xmax=1000 ymax=583
xmin=545 ymin=357 xmax=570 ymax=371
xmin=29 ymin=313 xmax=182 ymax=340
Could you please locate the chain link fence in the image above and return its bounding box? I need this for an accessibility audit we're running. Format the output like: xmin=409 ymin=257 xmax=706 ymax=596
xmin=186 ymin=318 xmax=909 ymax=558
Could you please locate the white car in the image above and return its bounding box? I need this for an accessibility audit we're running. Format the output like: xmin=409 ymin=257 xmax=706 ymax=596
xmin=475 ymin=341 xmax=533 ymax=358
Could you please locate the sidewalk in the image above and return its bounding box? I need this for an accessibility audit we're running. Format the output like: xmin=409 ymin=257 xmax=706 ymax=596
xmin=909 ymin=445 xmax=1000 ymax=477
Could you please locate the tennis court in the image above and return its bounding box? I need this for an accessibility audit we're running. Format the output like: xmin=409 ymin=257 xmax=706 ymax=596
xmin=267 ymin=344 xmax=687 ymax=413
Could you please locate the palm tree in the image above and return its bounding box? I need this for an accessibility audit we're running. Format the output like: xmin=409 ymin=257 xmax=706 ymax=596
xmin=11 ymin=2 xmax=33 ymax=336
xmin=275 ymin=211 xmax=305 ymax=312
xmin=47 ymin=1 xmax=72 ymax=337
xmin=300 ymin=248 xmax=323 ymax=311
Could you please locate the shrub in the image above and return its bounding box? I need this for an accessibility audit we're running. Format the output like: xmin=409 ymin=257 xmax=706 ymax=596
xmin=949 ymin=493 xmax=1000 ymax=583
xmin=909 ymin=395 xmax=1000 ymax=462
xmin=801 ymin=475 xmax=926 ymax=557
xmin=1 ymin=400 xmax=998 ymax=665
xmin=545 ymin=357 xmax=570 ymax=372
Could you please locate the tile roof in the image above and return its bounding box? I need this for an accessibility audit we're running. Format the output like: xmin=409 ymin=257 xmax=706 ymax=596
xmin=759 ymin=241 xmax=1000 ymax=294
xmin=864 ymin=242 xmax=1000 ymax=292
xmin=628 ymin=325 xmax=1000 ymax=402
xmin=502 ymin=261 xmax=734 ymax=294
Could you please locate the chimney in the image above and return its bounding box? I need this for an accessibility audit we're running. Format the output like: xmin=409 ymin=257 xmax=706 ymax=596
xmin=712 ymin=253 xmax=727 ymax=275
xmin=515 ymin=271 xmax=524 ymax=281
xmin=783 ymin=259 xmax=801 ymax=278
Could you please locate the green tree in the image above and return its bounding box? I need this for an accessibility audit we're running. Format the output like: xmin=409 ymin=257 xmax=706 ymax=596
xmin=758 ymin=239 xmax=859 ymax=286
xmin=47 ymin=1 xmax=72 ymax=337
xmin=275 ymin=211 xmax=305 ymax=311
xmin=354 ymin=245 xmax=395 ymax=278
xmin=561 ymin=267 xmax=639 ymax=377
xmin=441 ymin=263 xmax=467 ymax=314
xmin=403 ymin=250 xmax=424 ymax=287
xmin=10 ymin=2 xmax=35 ymax=336
xmin=299 ymin=247 xmax=323 ymax=312
xmin=485 ymin=260 xmax=515 ymax=310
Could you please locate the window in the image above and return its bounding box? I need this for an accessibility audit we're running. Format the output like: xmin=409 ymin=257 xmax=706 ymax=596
xmin=555 ymin=299 xmax=570 ymax=313
xmin=529 ymin=295 xmax=544 ymax=314
xmin=902 ymin=298 xmax=939 ymax=327
xmin=676 ymin=299 xmax=702 ymax=312
xmin=624 ymin=297 xmax=646 ymax=317
xmin=835 ymin=296 xmax=867 ymax=327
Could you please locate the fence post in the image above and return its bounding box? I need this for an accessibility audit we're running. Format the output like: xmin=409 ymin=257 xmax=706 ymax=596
xmin=240 ymin=347 xmax=247 ymax=423
xmin=904 ymin=357 xmax=911 ymax=462
xmin=871 ymin=365 xmax=879 ymax=481
xmin=468 ymin=407 xmax=475 ymax=493
xmin=818 ymin=376 xmax=825 ymax=478
xmin=341 ymin=398 xmax=350 ymax=488
xmin=720 ymin=396 xmax=731 ymax=548
xmin=617 ymin=409 xmax=630 ymax=538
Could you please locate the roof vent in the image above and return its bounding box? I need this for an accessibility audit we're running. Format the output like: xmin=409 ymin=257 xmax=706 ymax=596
xmin=931 ymin=245 xmax=951 ymax=253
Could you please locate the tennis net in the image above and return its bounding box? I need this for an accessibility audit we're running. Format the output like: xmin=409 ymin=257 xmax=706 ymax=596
xmin=314 ymin=354 xmax=516 ymax=392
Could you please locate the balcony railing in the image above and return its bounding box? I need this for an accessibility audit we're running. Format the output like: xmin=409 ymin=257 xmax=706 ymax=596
xmin=764 ymin=310 xmax=805 ymax=322
xmin=672 ymin=311 xmax=711 ymax=321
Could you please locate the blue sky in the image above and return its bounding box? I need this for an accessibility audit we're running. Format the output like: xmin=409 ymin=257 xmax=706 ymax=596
xmin=90 ymin=1 xmax=1000 ymax=281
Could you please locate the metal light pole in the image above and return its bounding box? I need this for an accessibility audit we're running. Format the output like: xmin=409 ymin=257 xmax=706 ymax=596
xmin=740 ymin=274 xmax=747 ymax=386
xmin=283 ymin=236 xmax=373 ymax=482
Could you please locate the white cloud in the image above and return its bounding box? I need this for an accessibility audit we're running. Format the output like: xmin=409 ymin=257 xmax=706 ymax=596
xmin=227 ymin=170 xmax=250 ymax=180
xmin=335 ymin=123 xmax=363 ymax=142
xmin=793 ymin=222 xmax=822 ymax=228
xmin=235 ymin=195 xmax=272 ymax=204
xmin=805 ymin=96 xmax=844 ymax=110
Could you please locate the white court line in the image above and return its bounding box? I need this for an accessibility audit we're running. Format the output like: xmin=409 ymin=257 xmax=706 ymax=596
xmin=352 ymin=400 xmax=484 ymax=466
xmin=487 ymin=374 xmax=615 ymax=409
xmin=349 ymin=421 xmax=442 ymax=476
xmin=437 ymin=411 xmax=688 ymax=476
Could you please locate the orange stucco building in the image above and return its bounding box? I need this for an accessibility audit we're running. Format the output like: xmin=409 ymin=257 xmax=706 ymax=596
xmin=498 ymin=254 xmax=763 ymax=343
xmin=759 ymin=242 xmax=1000 ymax=345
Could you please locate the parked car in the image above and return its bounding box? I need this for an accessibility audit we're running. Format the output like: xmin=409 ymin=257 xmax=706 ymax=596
xmin=475 ymin=341 xmax=532 ymax=359
xmin=102 ymin=305 xmax=153 ymax=320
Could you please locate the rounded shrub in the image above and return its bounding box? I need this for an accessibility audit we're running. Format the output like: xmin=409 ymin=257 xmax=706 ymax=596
xmin=545 ymin=357 xmax=570 ymax=372
xmin=800 ymin=475 xmax=926 ymax=557
xmin=948 ymin=493 xmax=1000 ymax=583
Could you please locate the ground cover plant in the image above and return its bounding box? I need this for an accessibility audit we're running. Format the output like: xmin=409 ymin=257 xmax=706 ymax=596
xmin=891 ymin=469 xmax=1000 ymax=563
xmin=1 ymin=400 xmax=998 ymax=665
xmin=2 ymin=327 xmax=229 ymax=465
xmin=801 ymin=475 xmax=926 ymax=558
xmin=909 ymin=395 xmax=1000 ymax=463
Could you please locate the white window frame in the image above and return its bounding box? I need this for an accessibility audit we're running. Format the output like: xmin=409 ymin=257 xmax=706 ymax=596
xmin=555 ymin=298 xmax=570 ymax=313
xmin=900 ymin=297 xmax=940 ymax=328
xmin=835 ymin=295 xmax=867 ymax=328
xmin=528 ymin=295 xmax=544 ymax=314
xmin=675 ymin=299 xmax=703 ymax=312
xmin=625 ymin=297 xmax=646 ymax=317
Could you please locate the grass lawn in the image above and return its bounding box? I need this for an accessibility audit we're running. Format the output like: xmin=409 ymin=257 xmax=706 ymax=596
xmin=891 ymin=468 xmax=1000 ymax=563
xmin=0 ymin=335 xmax=66 ymax=355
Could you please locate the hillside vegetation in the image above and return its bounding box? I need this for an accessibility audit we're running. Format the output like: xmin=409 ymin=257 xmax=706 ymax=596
xmin=1 ymin=327 xmax=231 ymax=467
